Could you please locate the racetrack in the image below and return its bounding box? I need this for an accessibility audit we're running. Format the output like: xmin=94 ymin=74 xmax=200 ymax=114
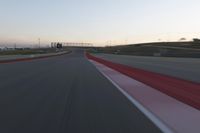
xmin=0 ymin=48 xmax=161 ymax=133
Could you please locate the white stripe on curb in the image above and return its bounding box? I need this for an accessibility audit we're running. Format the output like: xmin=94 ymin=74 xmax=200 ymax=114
xmin=90 ymin=60 xmax=174 ymax=133
xmin=89 ymin=59 xmax=200 ymax=133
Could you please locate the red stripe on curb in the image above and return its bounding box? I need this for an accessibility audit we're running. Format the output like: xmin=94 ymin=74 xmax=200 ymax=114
xmin=86 ymin=53 xmax=200 ymax=110
xmin=0 ymin=52 xmax=70 ymax=64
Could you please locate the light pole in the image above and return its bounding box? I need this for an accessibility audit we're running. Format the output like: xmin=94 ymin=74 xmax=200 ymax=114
xmin=14 ymin=43 xmax=16 ymax=49
xmin=38 ymin=38 xmax=40 ymax=48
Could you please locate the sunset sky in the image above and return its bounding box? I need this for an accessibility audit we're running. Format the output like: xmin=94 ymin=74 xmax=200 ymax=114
xmin=0 ymin=0 xmax=200 ymax=46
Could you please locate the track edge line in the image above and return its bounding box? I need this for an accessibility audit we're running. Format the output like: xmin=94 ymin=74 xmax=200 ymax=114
xmin=89 ymin=60 xmax=175 ymax=133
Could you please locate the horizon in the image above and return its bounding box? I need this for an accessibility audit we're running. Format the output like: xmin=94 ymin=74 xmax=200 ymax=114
xmin=1 ymin=0 xmax=200 ymax=46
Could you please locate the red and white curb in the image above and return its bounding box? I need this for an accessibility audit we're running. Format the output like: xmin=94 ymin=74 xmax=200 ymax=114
xmin=0 ymin=51 xmax=71 ymax=64
xmin=89 ymin=60 xmax=200 ymax=133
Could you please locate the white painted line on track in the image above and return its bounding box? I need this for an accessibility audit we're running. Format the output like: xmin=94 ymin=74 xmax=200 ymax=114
xmin=89 ymin=60 xmax=200 ymax=133
xmin=89 ymin=60 xmax=174 ymax=133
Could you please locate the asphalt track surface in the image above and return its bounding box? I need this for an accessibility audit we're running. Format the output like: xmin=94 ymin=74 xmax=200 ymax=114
xmin=95 ymin=54 xmax=200 ymax=83
xmin=0 ymin=49 xmax=161 ymax=133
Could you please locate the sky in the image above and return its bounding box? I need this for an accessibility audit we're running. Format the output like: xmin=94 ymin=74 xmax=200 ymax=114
xmin=0 ymin=0 xmax=200 ymax=46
